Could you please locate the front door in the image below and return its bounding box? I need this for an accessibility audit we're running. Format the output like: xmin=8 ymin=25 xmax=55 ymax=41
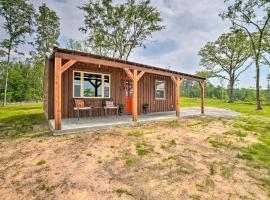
xmin=125 ymin=79 xmax=132 ymax=114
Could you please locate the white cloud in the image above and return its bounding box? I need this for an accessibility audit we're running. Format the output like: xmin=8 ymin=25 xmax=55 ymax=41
xmin=130 ymin=0 xmax=231 ymax=74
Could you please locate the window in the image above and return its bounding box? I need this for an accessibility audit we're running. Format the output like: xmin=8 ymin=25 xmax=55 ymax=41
xmin=155 ymin=80 xmax=165 ymax=99
xmin=73 ymin=71 xmax=110 ymax=98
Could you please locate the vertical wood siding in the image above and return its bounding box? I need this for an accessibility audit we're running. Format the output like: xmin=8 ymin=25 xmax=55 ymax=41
xmin=47 ymin=61 xmax=176 ymax=119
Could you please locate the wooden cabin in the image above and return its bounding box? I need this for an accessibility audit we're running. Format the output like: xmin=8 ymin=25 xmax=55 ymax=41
xmin=44 ymin=47 xmax=205 ymax=130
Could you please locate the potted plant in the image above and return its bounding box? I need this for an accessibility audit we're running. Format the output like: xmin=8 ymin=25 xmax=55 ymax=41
xmin=119 ymin=104 xmax=125 ymax=115
xmin=143 ymin=103 xmax=149 ymax=114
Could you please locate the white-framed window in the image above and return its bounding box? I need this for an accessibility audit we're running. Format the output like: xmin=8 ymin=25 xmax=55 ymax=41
xmin=155 ymin=80 xmax=165 ymax=99
xmin=73 ymin=71 xmax=110 ymax=98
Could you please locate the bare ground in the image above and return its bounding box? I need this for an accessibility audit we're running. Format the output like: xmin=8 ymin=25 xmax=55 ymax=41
xmin=0 ymin=116 xmax=268 ymax=200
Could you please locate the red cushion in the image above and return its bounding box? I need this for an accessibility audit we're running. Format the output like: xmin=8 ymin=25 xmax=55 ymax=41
xmin=74 ymin=99 xmax=84 ymax=108
xmin=105 ymin=101 xmax=114 ymax=107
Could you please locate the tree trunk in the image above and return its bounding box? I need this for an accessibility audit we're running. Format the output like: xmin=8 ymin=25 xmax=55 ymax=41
xmin=3 ymin=48 xmax=11 ymax=106
xmin=228 ymin=79 xmax=234 ymax=103
xmin=255 ymin=59 xmax=262 ymax=110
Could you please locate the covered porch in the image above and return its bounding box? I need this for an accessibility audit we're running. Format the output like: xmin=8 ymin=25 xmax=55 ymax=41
xmin=49 ymin=48 xmax=206 ymax=130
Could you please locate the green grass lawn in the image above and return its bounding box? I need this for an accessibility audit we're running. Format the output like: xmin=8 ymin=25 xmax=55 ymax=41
xmin=0 ymin=103 xmax=51 ymax=139
xmin=181 ymin=97 xmax=270 ymax=116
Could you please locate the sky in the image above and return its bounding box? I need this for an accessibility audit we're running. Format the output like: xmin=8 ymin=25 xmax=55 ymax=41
xmin=1 ymin=0 xmax=270 ymax=89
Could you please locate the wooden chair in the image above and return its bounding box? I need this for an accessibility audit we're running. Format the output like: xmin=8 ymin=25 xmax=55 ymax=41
xmin=73 ymin=99 xmax=92 ymax=120
xmin=103 ymin=100 xmax=119 ymax=116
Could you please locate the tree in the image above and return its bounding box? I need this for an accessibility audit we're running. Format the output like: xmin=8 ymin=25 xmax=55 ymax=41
xmin=32 ymin=3 xmax=60 ymax=61
xmin=79 ymin=0 xmax=164 ymax=60
xmin=0 ymin=0 xmax=35 ymax=106
xmin=220 ymin=0 xmax=270 ymax=109
xmin=266 ymin=74 xmax=270 ymax=104
xmin=199 ymin=30 xmax=251 ymax=103
xmin=262 ymin=25 xmax=270 ymax=66
xmin=65 ymin=39 xmax=91 ymax=52
xmin=2 ymin=61 xmax=44 ymax=102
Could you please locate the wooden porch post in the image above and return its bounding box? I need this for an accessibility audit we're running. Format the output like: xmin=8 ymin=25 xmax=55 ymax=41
xmin=132 ymin=70 xmax=138 ymax=122
xmin=171 ymin=76 xmax=183 ymax=118
xmin=199 ymin=81 xmax=205 ymax=114
xmin=54 ymin=57 xmax=62 ymax=130
xmin=124 ymin=68 xmax=145 ymax=122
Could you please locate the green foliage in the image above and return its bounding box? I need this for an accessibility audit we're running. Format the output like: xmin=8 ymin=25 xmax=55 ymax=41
xmin=0 ymin=0 xmax=35 ymax=105
xmin=221 ymin=166 xmax=233 ymax=179
xmin=36 ymin=159 xmax=46 ymax=165
xmin=0 ymin=61 xmax=43 ymax=102
xmin=199 ymin=29 xmax=251 ymax=103
xmin=167 ymin=120 xmax=182 ymax=128
xmin=224 ymin=130 xmax=247 ymax=137
xmin=32 ymin=3 xmax=60 ymax=60
xmin=221 ymin=0 xmax=270 ymax=110
xmin=79 ymin=0 xmax=164 ymax=60
xmin=115 ymin=188 xmax=132 ymax=196
xmin=237 ymin=153 xmax=253 ymax=161
xmin=65 ymin=38 xmax=90 ymax=52
xmin=209 ymin=138 xmax=233 ymax=148
xmin=0 ymin=0 xmax=35 ymax=50
xmin=170 ymin=139 xmax=177 ymax=145
xmin=266 ymin=74 xmax=270 ymax=105
xmin=136 ymin=143 xmax=152 ymax=156
xmin=181 ymin=79 xmax=267 ymax=104
xmin=128 ymin=130 xmax=144 ymax=136
xmin=209 ymin=162 xmax=216 ymax=175
xmin=125 ymin=158 xmax=135 ymax=165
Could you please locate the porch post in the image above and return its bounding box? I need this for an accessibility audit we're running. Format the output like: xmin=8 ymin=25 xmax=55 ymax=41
xmin=54 ymin=57 xmax=62 ymax=130
xmin=171 ymin=76 xmax=183 ymax=118
xmin=175 ymin=81 xmax=180 ymax=118
xmin=132 ymin=70 xmax=138 ymax=122
xmin=124 ymin=68 xmax=145 ymax=122
xmin=199 ymin=81 xmax=205 ymax=114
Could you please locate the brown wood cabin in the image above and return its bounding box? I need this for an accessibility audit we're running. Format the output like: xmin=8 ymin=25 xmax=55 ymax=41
xmin=44 ymin=47 xmax=206 ymax=130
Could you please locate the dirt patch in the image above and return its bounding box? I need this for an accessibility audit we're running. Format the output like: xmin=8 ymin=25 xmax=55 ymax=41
xmin=0 ymin=117 xmax=268 ymax=199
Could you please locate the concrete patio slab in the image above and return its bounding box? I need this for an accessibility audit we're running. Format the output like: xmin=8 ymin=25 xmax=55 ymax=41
xmin=50 ymin=106 xmax=240 ymax=135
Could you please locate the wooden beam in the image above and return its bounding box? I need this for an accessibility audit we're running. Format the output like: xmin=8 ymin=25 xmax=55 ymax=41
xmin=137 ymin=71 xmax=145 ymax=81
xmin=171 ymin=76 xmax=177 ymax=85
xmin=124 ymin=68 xmax=134 ymax=81
xmin=171 ymin=76 xmax=183 ymax=118
xmin=199 ymin=81 xmax=205 ymax=114
xmin=55 ymin=52 xmax=204 ymax=82
xmin=132 ymin=70 xmax=138 ymax=122
xmin=54 ymin=57 xmax=62 ymax=130
xmin=61 ymin=60 xmax=77 ymax=73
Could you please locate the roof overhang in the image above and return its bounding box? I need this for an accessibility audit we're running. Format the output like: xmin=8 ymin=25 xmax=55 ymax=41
xmin=49 ymin=47 xmax=205 ymax=82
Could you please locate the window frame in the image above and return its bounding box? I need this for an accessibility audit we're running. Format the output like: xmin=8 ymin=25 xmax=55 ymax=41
xmin=73 ymin=70 xmax=111 ymax=99
xmin=155 ymin=80 xmax=166 ymax=100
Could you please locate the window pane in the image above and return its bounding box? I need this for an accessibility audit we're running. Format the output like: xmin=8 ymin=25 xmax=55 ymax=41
xmin=155 ymin=80 xmax=165 ymax=99
xmin=104 ymin=75 xmax=110 ymax=98
xmin=156 ymin=81 xmax=165 ymax=90
xmin=73 ymin=72 xmax=81 ymax=97
xmin=74 ymin=85 xmax=81 ymax=97
xmin=84 ymin=73 xmax=102 ymax=97
xmin=74 ymin=72 xmax=81 ymax=85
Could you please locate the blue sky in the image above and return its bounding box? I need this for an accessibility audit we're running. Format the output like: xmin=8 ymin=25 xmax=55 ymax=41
xmin=1 ymin=0 xmax=270 ymax=89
